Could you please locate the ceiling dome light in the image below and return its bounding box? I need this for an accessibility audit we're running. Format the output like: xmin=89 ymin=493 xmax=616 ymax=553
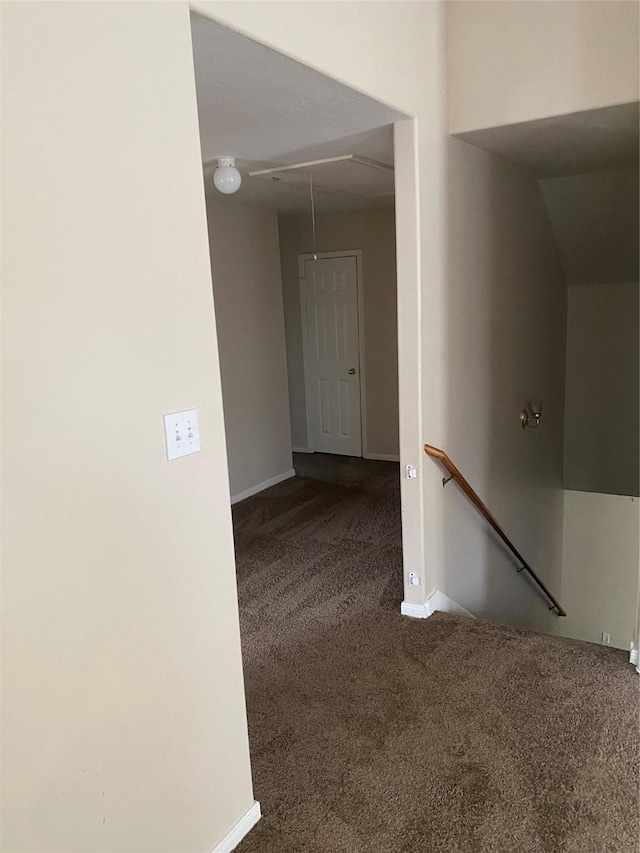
xmin=214 ymin=156 xmax=242 ymax=194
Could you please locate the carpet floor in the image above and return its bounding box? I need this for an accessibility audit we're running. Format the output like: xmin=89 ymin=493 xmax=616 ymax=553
xmin=233 ymin=455 xmax=639 ymax=853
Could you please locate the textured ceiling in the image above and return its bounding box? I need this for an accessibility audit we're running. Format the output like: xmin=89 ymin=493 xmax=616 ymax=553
xmin=201 ymin=126 xmax=395 ymax=215
xmin=456 ymin=103 xmax=639 ymax=179
xmin=192 ymin=8 xmax=640 ymax=255
xmin=190 ymin=12 xmax=403 ymax=213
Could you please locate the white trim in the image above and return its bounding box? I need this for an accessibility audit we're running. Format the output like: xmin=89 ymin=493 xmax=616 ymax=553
xmin=231 ymin=470 xmax=296 ymax=505
xmin=393 ymin=119 xmax=426 ymax=614
xmin=356 ymin=254 xmax=367 ymax=457
xmin=426 ymin=589 xmax=475 ymax=618
xmin=364 ymin=452 xmax=400 ymax=462
xmin=292 ymin=446 xmax=312 ymax=454
xmin=400 ymin=601 xmax=430 ymax=619
xmin=211 ymin=801 xmax=261 ymax=853
xmin=298 ymin=273 xmax=315 ymax=453
xmin=298 ymin=249 xmax=365 ymax=269
xmin=401 ymin=588 xmax=475 ymax=620
xmin=249 ymin=153 xmax=393 ymax=178
xmin=298 ymin=250 xmax=366 ymax=457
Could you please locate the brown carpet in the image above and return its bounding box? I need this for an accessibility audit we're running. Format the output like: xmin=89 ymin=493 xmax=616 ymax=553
xmin=233 ymin=455 xmax=640 ymax=853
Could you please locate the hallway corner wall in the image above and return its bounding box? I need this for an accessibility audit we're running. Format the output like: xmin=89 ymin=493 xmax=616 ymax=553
xmin=1 ymin=4 xmax=255 ymax=851
xmin=563 ymin=282 xmax=639 ymax=497
xmin=206 ymin=196 xmax=293 ymax=499
xmin=440 ymin=137 xmax=568 ymax=632
xmin=559 ymin=491 xmax=639 ymax=650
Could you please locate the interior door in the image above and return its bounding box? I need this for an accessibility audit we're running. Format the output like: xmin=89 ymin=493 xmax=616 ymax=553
xmin=304 ymin=255 xmax=362 ymax=456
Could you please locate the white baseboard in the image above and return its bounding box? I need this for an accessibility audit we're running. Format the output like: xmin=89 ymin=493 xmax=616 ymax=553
xmin=291 ymin=449 xmax=399 ymax=461
xmin=401 ymin=588 xmax=475 ymax=620
xmin=427 ymin=589 xmax=475 ymax=617
xmin=211 ymin=801 xmax=261 ymax=853
xmin=231 ymin=470 xmax=296 ymax=505
xmin=364 ymin=452 xmax=400 ymax=462
xmin=401 ymin=601 xmax=430 ymax=618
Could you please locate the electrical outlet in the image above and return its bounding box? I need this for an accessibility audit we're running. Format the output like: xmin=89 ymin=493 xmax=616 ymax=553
xmin=601 ymin=632 xmax=611 ymax=645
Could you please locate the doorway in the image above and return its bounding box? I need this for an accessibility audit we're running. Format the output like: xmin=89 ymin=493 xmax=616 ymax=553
xmin=299 ymin=252 xmax=365 ymax=457
xmin=190 ymin=8 xmax=424 ymax=638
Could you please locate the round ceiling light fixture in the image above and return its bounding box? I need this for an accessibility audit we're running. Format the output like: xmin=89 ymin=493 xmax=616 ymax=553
xmin=213 ymin=156 xmax=242 ymax=195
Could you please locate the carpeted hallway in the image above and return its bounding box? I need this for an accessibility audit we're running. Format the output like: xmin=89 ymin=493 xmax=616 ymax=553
xmin=233 ymin=454 xmax=639 ymax=853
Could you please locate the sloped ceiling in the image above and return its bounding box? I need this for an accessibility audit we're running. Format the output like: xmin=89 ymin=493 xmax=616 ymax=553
xmin=455 ymin=101 xmax=639 ymax=287
xmin=190 ymin=12 xmax=403 ymax=213
xmin=456 ymin=102 xmax=639 ymax=179
xmin=540 ymin=169 xmax=639 ymax=286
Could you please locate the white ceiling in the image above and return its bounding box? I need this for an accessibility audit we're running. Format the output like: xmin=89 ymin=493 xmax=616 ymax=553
xmin=190 ymin=13 xmax=403 ymax=214
xmin=201 ymin=126 xmax=395 ymax=215
xmin=455 ymin=102 xmax=639 ymax=179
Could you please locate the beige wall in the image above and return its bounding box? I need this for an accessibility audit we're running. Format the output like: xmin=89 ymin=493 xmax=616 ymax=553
xmin=278 ymin=206 xmax=399 ymax=457
xmin=194 ymin=1 xmax=440 ymax=119
xmin=447 ymin=1 xmax=640 ymax=134
xmin=1 ymin=4 xmax=254 ymax=851
xmin=207 ymin=197 xmax=293 ymax=498
xmin=540 ymin=169 xmax=639 ymax=287
xmin=193 ymin=0 xmax=447 ymax=611
xmin=5 ymin=4 xmax=630 ymax=849
xmin=195 ymin=1 xmax=575 ymax=628
xmin=558 ymin=491 xmax=639 ymax=650
xmin=442 ymin=138 xmax=568 ymax=631
xmin=563 ymin=283 xmax=640 ymax=497
xmin=192 ymin=2 xmax=445 ymax=608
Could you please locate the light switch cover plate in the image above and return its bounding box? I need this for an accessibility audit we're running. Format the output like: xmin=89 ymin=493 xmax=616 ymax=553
xmin=164 ymin=409 xmax=200 ymax=460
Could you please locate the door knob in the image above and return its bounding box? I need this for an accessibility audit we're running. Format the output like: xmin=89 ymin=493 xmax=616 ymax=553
xmin=348 ymin=368 xmax=356 ymax=375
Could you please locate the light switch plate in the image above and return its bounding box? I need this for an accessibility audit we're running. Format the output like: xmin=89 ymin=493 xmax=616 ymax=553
xmin=164 ymin=409 xmax=200 ymax=461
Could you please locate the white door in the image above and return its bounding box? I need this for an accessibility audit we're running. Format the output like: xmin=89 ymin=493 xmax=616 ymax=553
xmin=303 ymin=255 xmax=362 ymax=456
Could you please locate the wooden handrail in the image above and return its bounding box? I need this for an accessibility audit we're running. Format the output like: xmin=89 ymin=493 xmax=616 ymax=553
xmin=424 ymin=444 xmax=566 ymax=617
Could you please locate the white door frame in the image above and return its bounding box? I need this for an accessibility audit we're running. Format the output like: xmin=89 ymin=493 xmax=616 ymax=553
xmin=298 ymin=250 xmax=367 ymax=457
